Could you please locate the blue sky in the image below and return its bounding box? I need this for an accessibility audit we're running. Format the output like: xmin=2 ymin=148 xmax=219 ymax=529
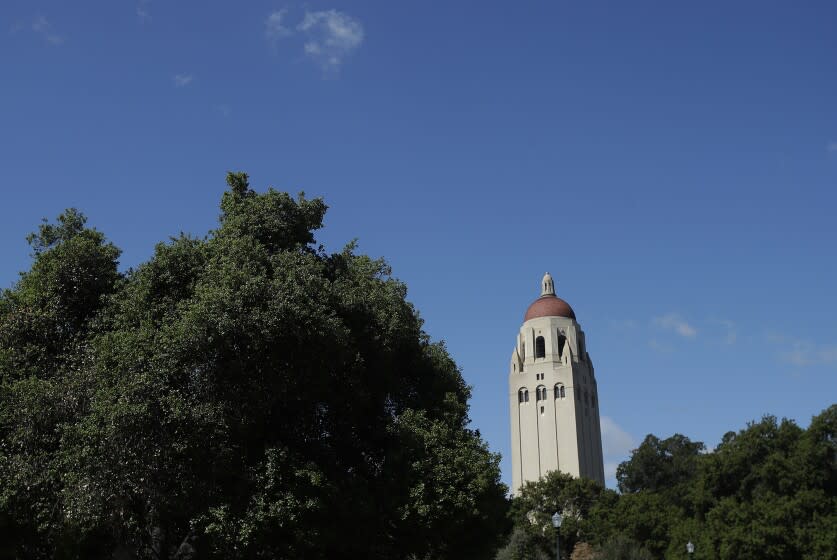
xmin=2 ymin=1 xmax=836 ymax=489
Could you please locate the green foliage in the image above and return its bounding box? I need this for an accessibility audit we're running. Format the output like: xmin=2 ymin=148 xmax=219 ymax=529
xmin=699 ymin=412 xmax=837 ymax=560
xmin=499 ymin=406 xmax=837 ymax=560
xmin=494 ymin=526 xmax=550 ymax=560
xmin=594 ymin=535 xmax=654 ymax=560
xmin=503 ymin=471 xmax=616 ymax=559
xmin=0 ymin=208 xmax=120 ymax=381
xmin=616 ymin=434 xmax=704 ymax=496
xmin=0 ymin=174 xmax=508 ymax=559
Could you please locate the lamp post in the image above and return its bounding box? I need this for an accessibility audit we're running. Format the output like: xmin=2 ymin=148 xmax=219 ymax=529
xmin=552 ymin=512 xmax=563 ymax=560
xmin=686 ymin=541 xmax=694 ymax=559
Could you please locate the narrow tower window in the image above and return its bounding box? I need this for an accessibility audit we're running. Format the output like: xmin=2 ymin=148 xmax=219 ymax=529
xmin=518 ymin=388 xmax=529 ymax=403
xmin=557 ymin=333 xmax=567 ymax=359
xmin=535 ymin=336 xmax=545 ymax=359
xmin=555 ymin=384 xmax=566 ymax=399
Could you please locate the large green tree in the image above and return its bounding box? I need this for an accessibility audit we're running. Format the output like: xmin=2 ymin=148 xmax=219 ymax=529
xmin=497 ymin=471 xmax=617 ymax=560
xmin=622 ymin=409 xmax=837 ymax=560
xmin=616 ymin=434 xmax=704 ymax=496
xmin=0 ymin=173 xmax=508 ymax=559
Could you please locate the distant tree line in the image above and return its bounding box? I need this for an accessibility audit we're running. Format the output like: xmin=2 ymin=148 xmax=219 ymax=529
xmin=497 ymin=405 xmax=836 ymax=560
xmin=1 ymin=173 xmax=834 ymax=559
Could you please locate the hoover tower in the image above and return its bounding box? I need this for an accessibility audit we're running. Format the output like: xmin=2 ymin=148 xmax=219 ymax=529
xmin=509 ymin=273 xmax=604 ymax=491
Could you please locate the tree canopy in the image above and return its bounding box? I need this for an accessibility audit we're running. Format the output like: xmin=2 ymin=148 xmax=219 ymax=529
xmin=497 ymin=406 xmax=836 ymax=560
xmin=0 ymin=173 xmax=509 ymax=559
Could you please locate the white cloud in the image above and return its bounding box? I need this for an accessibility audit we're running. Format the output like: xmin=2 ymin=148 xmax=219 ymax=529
xmin=32 ymin=16 xmax=63 ymax=45
xmin=214 ymin=104 xmax=231 ymax=117
xmin=767 ymin=332 xmax=837 ymax=367
xmin=137 ymin=0 xmax=151 ymax=23
xmin=828 ymin=142 xmax=837 ymax=153
xmin=265 ymin=9 xmax=291 ymax=43
xmin=784 ymin=340 xmax=837 ymax=366
xmin=604 ymin=462 xmax=620 ymax=483
xmin=609 ymin=319 xmax=638 ymax=331
xmin=601 ymin=416 xmax=635 ymax=457
xmin=784 ymin=341 xmax=816 ymax=366
xmin=173 ymin=74 xmax=193 ymax=87
xmin=600 ymin=416 xmax=636 ymax=488
xmin=297 ymin=10 xmax=364 ymax=71
xmin=820 ymin=346 xmax=837 ymax=363
xmin=653 ymin=313 xmax=697 ymax=338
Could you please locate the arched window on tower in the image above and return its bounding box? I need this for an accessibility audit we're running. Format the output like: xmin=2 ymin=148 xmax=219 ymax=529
xmin=518 ymin=388 xmax=529 ymax=403
xmin=557 ymin=332 xmax=567 ymax=359
xmin=535 ymin=336 xmax=545 ymax=359
xmin=554 ymin=384 xmax=565 ymax=399
xmin=536 ymin=385 xmax=547 ymax=401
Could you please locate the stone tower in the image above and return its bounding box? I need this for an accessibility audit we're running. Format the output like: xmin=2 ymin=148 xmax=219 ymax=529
xmin=509 ymin=273 xmax=604 ymax=491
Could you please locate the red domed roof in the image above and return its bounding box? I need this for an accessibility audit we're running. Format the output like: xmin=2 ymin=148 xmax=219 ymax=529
xmin=524 ymin=295 xmax=576 ymax=321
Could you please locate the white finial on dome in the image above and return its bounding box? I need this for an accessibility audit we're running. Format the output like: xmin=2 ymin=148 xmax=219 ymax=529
xmin=541 ymin=272 xmax=555 ymax=296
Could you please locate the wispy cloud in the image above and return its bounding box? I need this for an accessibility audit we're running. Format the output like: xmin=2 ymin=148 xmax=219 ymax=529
xmin=265 ymin=9 xmax=291 ymax=44
xmin=173 ymin=74 xmax=193 ymax=87
xmin=214 ymin=104 xmax=231 ymax=117
xmin=828 ymin=142 xmax=837 ymax=153
xmin=602 ymin=416 xmax=635 ymax=457
xmin=297 ymin=10 xmax=364 ymax=72
xmin=609 ymin=319 xmax=638 ymax=331
xmin=648 ymin=338 xmax=673 ymax=353
xmin=137 ymin=0 xmax=151 ymax=23
xmin=601 ymin=416 xmax=636 ymax=487
xmin=653 ymin=313 xmax=697 ymax=338
xmin=32 ymin=16 xmax=63 ymax=45
xmin=771 ymin=336 xmax=837 ymax=367
xmin=712 ymin=319 xmax=737 ymax=345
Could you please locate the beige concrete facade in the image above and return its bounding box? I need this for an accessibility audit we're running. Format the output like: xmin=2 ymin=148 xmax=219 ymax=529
xmin=509 ymin=274 xmax=605 ymax=492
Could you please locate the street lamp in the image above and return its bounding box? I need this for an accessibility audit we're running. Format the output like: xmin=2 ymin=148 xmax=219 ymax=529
xmin=686 ymin=541 xmax=694 ymax=558
xmin=552 ymin=512 xmax=563 ymax=560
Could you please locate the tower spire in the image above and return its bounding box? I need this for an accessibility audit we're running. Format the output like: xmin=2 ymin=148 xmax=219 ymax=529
xmin=541 ymin=272 xmax=555 ymax=296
